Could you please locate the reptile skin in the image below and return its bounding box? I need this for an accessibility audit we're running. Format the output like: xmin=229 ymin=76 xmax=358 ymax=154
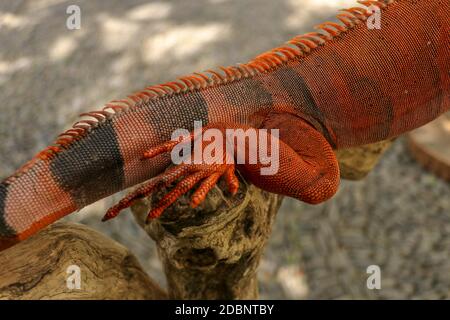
xmin=0 ymin=0 xmax=448 ymax=250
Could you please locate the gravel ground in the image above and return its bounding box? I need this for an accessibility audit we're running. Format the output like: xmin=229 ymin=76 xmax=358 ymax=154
xmin=0 ymin=0 xmax=449 ymax=299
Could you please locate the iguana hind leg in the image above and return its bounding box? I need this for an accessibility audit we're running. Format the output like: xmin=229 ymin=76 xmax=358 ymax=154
xmin=240 ymin=112 xmax=340 ymax=204
xmin=103 ymin=115 xmax=339 ymax=222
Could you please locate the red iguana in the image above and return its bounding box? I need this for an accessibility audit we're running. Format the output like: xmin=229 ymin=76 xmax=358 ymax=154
xmin=0 ymin=0 xmax=448 ymax=251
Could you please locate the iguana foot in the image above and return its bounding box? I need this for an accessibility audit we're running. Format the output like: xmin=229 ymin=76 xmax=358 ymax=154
xmin=102 ymin=138 xmax=239 ymax=223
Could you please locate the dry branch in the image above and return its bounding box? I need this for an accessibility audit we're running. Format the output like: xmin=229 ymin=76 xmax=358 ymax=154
xmin=0 ymin=222 xmax=166 ymax=300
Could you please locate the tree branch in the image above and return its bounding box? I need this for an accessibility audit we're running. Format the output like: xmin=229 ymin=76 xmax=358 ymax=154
xmin=0 ymin=222 xmax=166 ymax=299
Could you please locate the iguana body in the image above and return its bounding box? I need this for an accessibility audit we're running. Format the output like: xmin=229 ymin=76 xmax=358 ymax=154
xmin=0 ymin=0 xmax=448 ymax=250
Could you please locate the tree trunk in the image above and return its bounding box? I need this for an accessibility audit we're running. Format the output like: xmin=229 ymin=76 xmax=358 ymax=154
xmin=132 ymin=177 xmax=283 ymax=299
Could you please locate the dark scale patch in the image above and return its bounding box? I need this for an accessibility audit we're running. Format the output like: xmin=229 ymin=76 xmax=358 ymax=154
xmin=273 ymin=67 xmax=335 ymax=145
xmin=0 ymin=182 xmax=16 ymax=237
xmin=50 ymin=121 xmax=125 ymax=207
xmin=222 ymin=78 xmax=273 ymax=109
xmin=145 ymin=91 xmax=209 ymax=136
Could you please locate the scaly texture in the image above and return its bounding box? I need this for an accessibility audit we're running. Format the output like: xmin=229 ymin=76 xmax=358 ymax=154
xmin=0 ymin=0 xmax=448 ymax=250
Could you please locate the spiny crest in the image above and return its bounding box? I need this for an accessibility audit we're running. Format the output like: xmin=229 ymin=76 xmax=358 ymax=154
xmin=34 ymin=0 xmax=395 ymax=163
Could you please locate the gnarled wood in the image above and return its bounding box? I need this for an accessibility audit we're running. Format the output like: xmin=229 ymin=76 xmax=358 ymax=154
xmin=335 ymin=139 xmax=395 ymax=180
xmin=132 ymin=177 xmax=283 ymax=300
xmin=0 ymin=222 xmax=166 ymax=300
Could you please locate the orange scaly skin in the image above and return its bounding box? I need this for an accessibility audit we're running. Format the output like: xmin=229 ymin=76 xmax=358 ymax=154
xmin=0 ymin=0 xmax=448 ymax=251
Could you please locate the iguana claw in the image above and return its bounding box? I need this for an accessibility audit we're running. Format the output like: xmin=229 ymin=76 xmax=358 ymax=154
xmin=102 ymin=138 xmax=239 ymax=223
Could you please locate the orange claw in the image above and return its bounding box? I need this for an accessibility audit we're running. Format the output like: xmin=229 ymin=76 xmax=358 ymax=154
xmin=141 ymin=140 xmax=180 ymax=160
xmin=103 ymin=163 xmax=239 ymax=223
xmin=103 ymin=126 xmax=240 ymax=223
xmin=102 ymin=164 xmax=192 ymax=221
xmin=141 ymin=126 xmax=210 ymax=161
xmin=190 ymin=172 xmax=222 ymax=208
xmin=144 ymin=163 xmax=238 ymax=222
xmin=146 ymin=170 xmax=209 ymax=221
xmin=224 ymin=166 xmax=239 ymax=195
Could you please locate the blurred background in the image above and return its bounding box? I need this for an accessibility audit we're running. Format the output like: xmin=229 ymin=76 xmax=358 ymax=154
xmin=0 ymin=0 xmax=449 ymax=299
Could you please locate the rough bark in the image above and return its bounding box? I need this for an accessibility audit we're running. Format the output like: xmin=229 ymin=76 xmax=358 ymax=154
xmin=0 ymin=222 xmax=166 ymax=300
xmin=335 ymin=139 xmax=394 ymax=180
xmin=132 ymin=178 xmax=283 ymax=300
